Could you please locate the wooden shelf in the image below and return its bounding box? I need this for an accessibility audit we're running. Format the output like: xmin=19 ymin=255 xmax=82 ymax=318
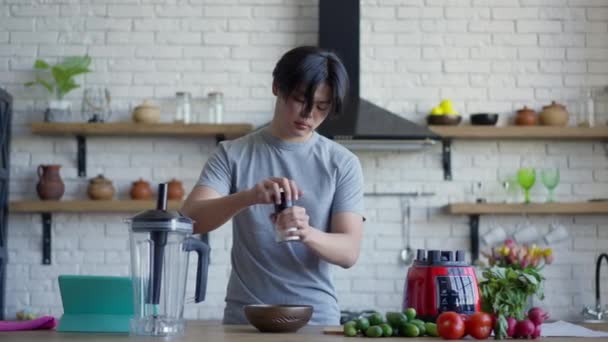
xmin=429 ymin=126 xmax=608 ymax=140
xmin=29 ymin=122 xmax=255 ymax=178
xmin=446 ymin=202 xmax=608 ymax=215
xmin=31 ymin=122 xmax=254 ymax=138
xmin=9 ymin=200 xmax=183 ymax=213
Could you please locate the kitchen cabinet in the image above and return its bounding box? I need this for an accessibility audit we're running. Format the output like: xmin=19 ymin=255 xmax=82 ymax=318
xmin=428 ymin=126 xmax=608 ymax=180
xmin=30 ymin=122 xmax=254 ymax=177
xmin=445 ymin=201 xmax=608 ymax=263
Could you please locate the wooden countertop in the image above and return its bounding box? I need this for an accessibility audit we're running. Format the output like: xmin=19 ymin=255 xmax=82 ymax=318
xmin=0 ymin=321 xmax=607 ymax=341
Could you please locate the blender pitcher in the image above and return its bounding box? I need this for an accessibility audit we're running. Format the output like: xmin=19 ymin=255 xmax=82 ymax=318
xmin=127 ymin=183 xmax=209 ymax=336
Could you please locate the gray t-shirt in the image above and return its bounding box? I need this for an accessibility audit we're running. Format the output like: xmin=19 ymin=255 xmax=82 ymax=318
xmin=197 ymin=127 xmax=364 ymax=325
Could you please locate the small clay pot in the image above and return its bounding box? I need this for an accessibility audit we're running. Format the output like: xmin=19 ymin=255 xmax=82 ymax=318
xmin=167 ymin=179 xmax=185 ymax=200
xmin=87 ymin=174 xmax=115 ymax=200
xmin=132 ymin=99 xmax=161 ymax=123
xmin=515 ymin=106 xmax=538 ymax=126
xmin=130 ymin=178 xmax=153 ymax=200
xmin=36 ymin=164 xmax=65 ymax=200
xmin=539 ymin=101 xmax=569 ymax=126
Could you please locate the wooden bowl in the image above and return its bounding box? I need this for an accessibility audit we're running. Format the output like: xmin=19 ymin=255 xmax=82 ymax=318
xmin=427 ymin=114 xmax=462 ymax=126
xmin=244 ymin=304 xmax=313 ymax=333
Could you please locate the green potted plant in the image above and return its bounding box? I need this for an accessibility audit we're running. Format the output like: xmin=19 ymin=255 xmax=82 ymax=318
xmin=25 ymin=55 xmax=92 ymax=122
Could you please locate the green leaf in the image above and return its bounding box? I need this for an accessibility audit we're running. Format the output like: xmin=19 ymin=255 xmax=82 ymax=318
xmin=60 ymin=55 xmax=91 ymax=70
xmin=64 ymin=66 xmax=91 ymax=79
xmin=36 ymin=77 xmax=53 ymax=93
xmin=34 ymin=59 xmax=50 ymax=69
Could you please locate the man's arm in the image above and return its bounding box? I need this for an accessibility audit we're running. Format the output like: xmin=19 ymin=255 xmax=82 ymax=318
xmin=181 ymin=177 xmax=302 ymax=234
xmin=180 ymin=185 xmax=254 ymax=234
xmin=278 ymin=209 xmax=363 ymax=268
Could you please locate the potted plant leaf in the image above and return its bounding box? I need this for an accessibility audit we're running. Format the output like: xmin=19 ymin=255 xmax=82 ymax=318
xmin=24 ymin=55 xmax=92 ymax=122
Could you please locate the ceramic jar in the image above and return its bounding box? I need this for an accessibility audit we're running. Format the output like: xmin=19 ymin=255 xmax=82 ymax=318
xmin=539 ymin=101 xmax=569 ymax=126
xmin=130 ymin=178 xmax=153 ymax=200
xmin=132 ymin=99 xmax=161 ymax=123
xmin=88 ymin=174 xmax=115 ymax=200
xmin=36 ymin=164 xmax=65 ymax=200
xmin=515 ymin=106 xmax=538 ymax=126
xmin=167 ymin=179 xmax=185 ymax=200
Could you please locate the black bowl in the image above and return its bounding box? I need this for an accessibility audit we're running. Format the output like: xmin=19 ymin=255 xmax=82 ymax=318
xmin=470 ymin=113 xmax=498 ymax=125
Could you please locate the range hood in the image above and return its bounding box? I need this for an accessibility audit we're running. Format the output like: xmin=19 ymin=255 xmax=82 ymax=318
xmin=316 ymin=0 xmax=441 ymax=150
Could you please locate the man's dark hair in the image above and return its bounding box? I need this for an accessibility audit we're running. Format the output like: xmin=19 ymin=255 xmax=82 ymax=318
xmin=272 ymin=46 xmax=349 ymax=117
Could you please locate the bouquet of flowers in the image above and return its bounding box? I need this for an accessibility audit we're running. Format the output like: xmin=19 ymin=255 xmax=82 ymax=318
xmin=479 ymin=239 xmax=554 ymax=339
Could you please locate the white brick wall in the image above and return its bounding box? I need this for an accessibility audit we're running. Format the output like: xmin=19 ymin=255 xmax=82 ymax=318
xmin=2 ymin=0 xmax=608 ymax=322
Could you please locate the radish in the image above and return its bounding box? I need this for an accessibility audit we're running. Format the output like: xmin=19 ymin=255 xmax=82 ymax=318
xmin=506 ymin=317 xmax=517 ymax=337
xmin=528 ymin=307 xmax=550 ymax=326
xmin=514 ymin=319 xmax=536 ymax=339
xmin=532 ymin=324 xmax=542 ymax=339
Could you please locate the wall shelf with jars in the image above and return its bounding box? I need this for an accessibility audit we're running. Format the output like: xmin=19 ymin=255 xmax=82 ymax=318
xmin=29 ymin=121 xmax=254 ymax=177
xmin=429 ymin=126 xmax=608 ymax=181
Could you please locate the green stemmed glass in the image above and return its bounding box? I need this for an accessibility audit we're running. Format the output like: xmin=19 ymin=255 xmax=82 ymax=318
xmin=541 ymin=169 xmax=560 ymax=202
xmin=517 ymin=168 xmax=536 ymax=204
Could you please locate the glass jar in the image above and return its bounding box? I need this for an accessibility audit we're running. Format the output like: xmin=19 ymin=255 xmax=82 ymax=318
xmin=576 ymin=88 xmax=595 ymax=127
xmin=174 ymin=92 xmax=192 ymax=124
xmin=207 ymin=91 xmax=224 ymax=124
xmin=593 ymin=86 xmax=608 ymax=126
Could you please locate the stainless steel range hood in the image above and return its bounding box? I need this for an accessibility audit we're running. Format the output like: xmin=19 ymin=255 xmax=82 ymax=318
xmin=316 ymin=0 xmax=440 ymax=150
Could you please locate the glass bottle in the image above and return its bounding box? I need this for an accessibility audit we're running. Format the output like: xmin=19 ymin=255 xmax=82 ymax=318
xmin=174 ymin=92 xmax=191 ymax=124
xmin=207 ymin=92 xmax=224 ymax=124
xmin=593 ymin=86 xmax=608 ymax=127
xmin=576 ymin=88 xmax=595 ymax=127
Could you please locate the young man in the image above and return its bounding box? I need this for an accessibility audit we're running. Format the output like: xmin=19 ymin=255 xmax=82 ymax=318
xmin=181 ymin=46 xmax=364 ymax=325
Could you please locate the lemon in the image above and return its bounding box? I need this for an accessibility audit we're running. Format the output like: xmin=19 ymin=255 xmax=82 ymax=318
xmin=430 ymin=106 xmax=444 ymax=115
xmin=440 ymin=99 xmax=460 ymax=115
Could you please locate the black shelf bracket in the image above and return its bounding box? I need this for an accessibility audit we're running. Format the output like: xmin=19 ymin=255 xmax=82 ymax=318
xmin=76 ymin=135 xmax=86 ymax=178
xmin=442 ymin=139 xmax=452 ymax=181
xmin=41 ymin=213 xmax=52 ymax=265
xmin=215 ymin=134 xmax=226 ymax=145
xmin=469 ymin=214 xmax=480 ymax=264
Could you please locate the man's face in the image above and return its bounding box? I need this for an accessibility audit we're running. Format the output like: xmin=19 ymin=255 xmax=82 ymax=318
xmin=273 ymin=82 xmax=333 ymax=140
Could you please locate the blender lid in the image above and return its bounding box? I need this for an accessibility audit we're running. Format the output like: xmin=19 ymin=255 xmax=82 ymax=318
xmin=129 ymin=209 xmax=193 ymax=233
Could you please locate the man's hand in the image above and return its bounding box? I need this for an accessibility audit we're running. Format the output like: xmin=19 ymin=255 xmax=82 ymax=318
xmin=248 ymin=177 xmax=303 ymax=205
xmin=271 ymin=206 xmax=317 ymax=242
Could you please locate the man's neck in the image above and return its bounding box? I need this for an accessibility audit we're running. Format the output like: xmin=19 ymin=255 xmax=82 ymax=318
xmin=268 ymin=122 xmax=312 ymax=143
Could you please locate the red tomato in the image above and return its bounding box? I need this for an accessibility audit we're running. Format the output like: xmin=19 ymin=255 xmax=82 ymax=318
xmin=460 ymin=314 xmax=470 ymax=335
xmin=467 ymin=312 xmax=493 ymax=340
xmin=437 ymin=311 xmax=466 ymax=340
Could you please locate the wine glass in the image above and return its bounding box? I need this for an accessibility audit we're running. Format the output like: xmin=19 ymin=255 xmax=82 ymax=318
xmin=540 ymin=169 xmax=560 ymax=203
xmin=517 ymin=168 xmax=536 ymax=204
xmin=501 ymin=175 xmax=521 ymax=203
